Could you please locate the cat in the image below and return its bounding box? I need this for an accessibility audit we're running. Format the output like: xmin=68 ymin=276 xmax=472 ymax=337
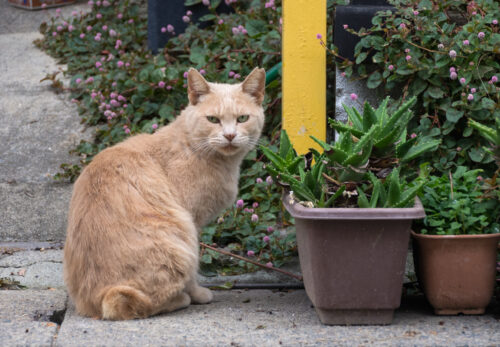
xmin=64 ymin=67 xmax=266 ymax=320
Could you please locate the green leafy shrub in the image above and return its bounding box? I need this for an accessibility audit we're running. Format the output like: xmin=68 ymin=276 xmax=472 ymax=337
xmin=262 ymin=97 xmax=437 ymax=208
xmin=415 ymin=166 xmax=500 ymax=235
xmin=330 ymin=0 xmax=500 ymax=173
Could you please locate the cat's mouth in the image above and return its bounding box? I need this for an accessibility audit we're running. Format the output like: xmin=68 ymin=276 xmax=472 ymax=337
xmin=218 ymin=143 xmax=240 ymax=154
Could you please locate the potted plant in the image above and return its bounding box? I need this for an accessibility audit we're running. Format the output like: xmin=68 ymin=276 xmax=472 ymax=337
xmin=412 ymin=166 xmax=500 ymax=315
xmin=261 ymin=96 xmax=439 ymax=325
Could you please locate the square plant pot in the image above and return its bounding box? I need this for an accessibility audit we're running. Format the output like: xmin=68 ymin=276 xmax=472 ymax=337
xmin=283 ymin=195 xmax=425 ymax=325
xmin=8 ymin=0 xmax=76 ymax=10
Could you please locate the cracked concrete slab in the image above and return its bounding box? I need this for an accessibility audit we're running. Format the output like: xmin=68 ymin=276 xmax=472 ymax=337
xmin=56 ymin=290 xmax=500 ymax=346
xmin=0 ymin=289 xmax=67 ymax=346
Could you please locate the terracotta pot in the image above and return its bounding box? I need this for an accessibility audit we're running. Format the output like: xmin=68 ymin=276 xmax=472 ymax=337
xmin=283 ymin=195 xmax=425 ymax=325
xmin=412 ymin=231 xmax=500 ymax=315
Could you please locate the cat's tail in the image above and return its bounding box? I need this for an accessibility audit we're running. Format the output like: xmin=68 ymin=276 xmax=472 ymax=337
xmin=100 ymin=284 xmax=153 ymax=320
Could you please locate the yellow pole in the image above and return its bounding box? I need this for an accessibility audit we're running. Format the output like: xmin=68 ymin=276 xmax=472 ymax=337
xmin=282 ymin=0 xmax=327 ymax=154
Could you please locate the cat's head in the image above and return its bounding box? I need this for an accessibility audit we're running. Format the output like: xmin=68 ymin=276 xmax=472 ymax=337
xmin=183 ymin=67 xmax=266 ymax=157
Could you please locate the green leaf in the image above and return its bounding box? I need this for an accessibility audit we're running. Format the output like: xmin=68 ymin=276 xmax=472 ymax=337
xmin=367 ymin=71 xmax=383 ymax=89
xmin=386 ymin=169 xmax=401 ymax=207
xmin=481 ymin=98 xmax=496 ymax=110
xmin=245 ymin=20 xmax=267 ymax=37
xmin=260 ymin=146 xmax=286 ymax=171
xmin=199 ymin=14 xmax=217 ymax=22
xmin=279 ymin=130 xmax=292 ymax=159
xmin=357 ymin=188 xmax=370 ymax=208
xmin=427 ymin=87 xmax=444 ymax=99
xmin=445 ymin=108 xmax=464 ymax=123
xmin=362 ymin=102 xmax=378 ymax=131
xmin=401 ymin=139 xmax=441 ymax=162
xmin=189 ymin=45 xmax=207 ymax=67
xmin=324 ymin=186 xmax=346 ymax=207
xmin=329 ymin=119 xmax=364 ymax=138
xmin=356 ymin=52 xmax=368 ymax=64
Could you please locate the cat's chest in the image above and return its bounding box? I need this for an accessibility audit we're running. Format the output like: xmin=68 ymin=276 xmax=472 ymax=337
xmin=171 ymin=158 xmax=240 ymax=226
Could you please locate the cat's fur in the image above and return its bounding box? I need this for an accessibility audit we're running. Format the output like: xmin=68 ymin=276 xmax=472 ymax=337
xmin=64 ymin=68 xmax=266 ymax=320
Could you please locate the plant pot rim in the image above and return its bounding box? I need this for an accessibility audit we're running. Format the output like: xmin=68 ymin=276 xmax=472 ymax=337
xmin=411 ymin=230 xmax=500 ymax=240
xmin=283 ymin=193 xmax=425 ymax=220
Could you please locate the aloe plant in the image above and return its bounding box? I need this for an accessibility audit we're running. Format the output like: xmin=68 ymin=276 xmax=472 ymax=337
xmin=262 ymin=98 xmax=439 ymax=208
xmin=469 ymin=117 xmax=500 ymax=168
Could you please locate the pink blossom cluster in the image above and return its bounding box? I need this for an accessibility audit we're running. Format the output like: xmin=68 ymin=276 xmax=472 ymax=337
xmin=225 ymin=0 xmax=237 ymax=4
xmin=228 ymin=71 xmax=241 ymax=79
xmin=232 ymin=25 xmax=247 ymax=35
xmin=265 ymin=0 xmax=276 ymax=9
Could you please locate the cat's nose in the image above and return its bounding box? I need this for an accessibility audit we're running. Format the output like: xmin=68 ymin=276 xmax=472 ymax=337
xmin=224 ymin=133 xmax=236 ymax=142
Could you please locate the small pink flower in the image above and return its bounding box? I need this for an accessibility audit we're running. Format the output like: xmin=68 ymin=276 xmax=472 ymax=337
xmin=167 ymin=24 xmax=174 ymax=32
xmin=388 ymin=64 xmax=394 ymax=71
xmin=202 ymin=0 xmax=210 ymax=5
xmin=94 ymin=35 xmax=101 ymax=41
xmin=234 ymin=73 xmax=241 ymax=79
xmin=128 ymin=19 xmax=134 ymax=24
xmin=413 ymin=10 xmax=419 ymax=15
xmin=463 ymin=40 xmax=470 ymax=46
xmin=158 ymin=81 xmax=165 ymax=88
xmin=57 ymin=25 xmax=63 ymax=31
xmin=350 ymin=93 xmax=358 ymax=101
xmin=470 ymin=88 xmax=476 ymax=93
xmin=449 ymin=50 xmax=457 ymax=58
xmin=404 ymin=48 xmax=410 ymax=53
xmin=110 ymin=92 xmax=117 ymax=99
xmin=410 ymin=133 xmax=417 ymax=139
xmin=256 ymin=178 xmax=263 ymax=184
xmin=263 ymin=235 xmax=270 ymax=242
xmin=56 ymin=8 xmax=61 ymax=13
xmin=161 ymin=27 xmax=167 ymax=33
xmin=343 ymin=24 xmax=348 ymax=29
xmin=228 ymin=71 xmax=235 ymax=77
xmin=85 ymin=77 xmax=94 ymax=83
xmin=316 ymin=33 xmax=322 ymax=39
xmin=125 ymin=62 xmax=130 ymax=68
xmin=478 ymin=31 xmax=485 ymax=39
xmin=236 ymin=199 xmax=244 ymax=209
xmin=267 ymin=226 xmax=274 ymax=233
xmin=405 ymin=55 xmax=412 ymax=61
xmin=492 ymin=76 xmax=498 ymax=83
xmin=102 ymin=25 xmax=108 ymax=31
xmin=186 ymin=10 xmax=193 ymax=16
xmin=218 ymin=19 xmax=224 ymax=25
xmin=75 ymin=78 xmax=82 ymax=84
xmin=438 ymin=43 xmax=444 ymax=50
xmin=41 ymin=3 xmax=47 ymax=8
xmin=95 ymin=61 xmax=102 ymax=68
xmin=86 ymin=25 xmax=92 ymax=32
xmin=247 ymin=250 xmax=255 ymax=257
xmin=183 ymin=71 xmax=189 ymax=78
xmin=449 ymin=67 xmax=456 ymax=73
xmin=199 ymin=69 xmax=206 ymax=75
xmin=399 ymin=23 xmax=406 ymax=29
xmin=251 ymin=214 xmax=259 ymax=223
xmin=450 ymin=72 xmax=458 ymax=80
xmin=456 ymin=147 xmax=462 ymax=151
xmin=79 ymin=33 xmax=85 ymax=39
xmin=182 ymin=15 xmax=190 ymax=23
xmin=166 ymin=85 xmax=172 ymax=90
xmin=117 ymin=13 xmax=123 ymax=19
xmin=152 ymin=124 xmax=158 ymax=130
xmin=467 ymin=94 xmax=474 ymax=101
xmin=125 ymin=128 xmax=131 ymax=134
xmin=477 ymin=176 xmax=483 ymax=181
xmin=459 ymin=77 xmax=466 ymax=84
xmin=469 ymin=61 xmax=474 ymax=66
xmin=266 ymin=176 xmax=273 ymax=185
xmin=52 ymin=32 xmax=57 ymax=37
xmin=340 ymin=72 xmax=346 ymax=77
xmin=109 ymin=29 xmax=117 ymax=37
xmin=493 ymin=19 xmax=498 ymax=25
xmin=266 ymin=262 xmax=273 ymax=268
xmin=117 ymin=61 xmax=124 ymax=68
xmin=252 ymin=202 xmax=259 ymax=209
xmin=96 ymin=13 xmax=102 ymax=19
xmin=91 ymin=92 xmax=97 ymax=99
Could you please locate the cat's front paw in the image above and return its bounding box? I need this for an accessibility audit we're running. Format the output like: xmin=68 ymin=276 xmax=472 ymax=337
xmin=189 ymin=286 xmax=213 ymax=304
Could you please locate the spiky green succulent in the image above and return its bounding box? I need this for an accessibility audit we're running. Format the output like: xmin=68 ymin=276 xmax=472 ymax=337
xmin=261 ymin=97 xmax=439 ymax=208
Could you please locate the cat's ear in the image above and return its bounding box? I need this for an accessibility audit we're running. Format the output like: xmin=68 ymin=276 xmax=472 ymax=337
xmin=241 ymin=67 xmax=266 ymax=104
xmin=187 ymin=68 xmax=210 ymax=105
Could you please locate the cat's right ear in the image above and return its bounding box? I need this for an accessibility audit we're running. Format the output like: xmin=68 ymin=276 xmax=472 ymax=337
xmin=187 ymin=68 xmax=210 ymax=105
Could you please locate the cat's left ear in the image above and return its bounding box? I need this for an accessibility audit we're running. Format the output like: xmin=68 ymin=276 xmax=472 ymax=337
xmin=187 ymin=68 xmax=210 ymax=105
xmin=241 ymin=67 xmax=266 ymax=104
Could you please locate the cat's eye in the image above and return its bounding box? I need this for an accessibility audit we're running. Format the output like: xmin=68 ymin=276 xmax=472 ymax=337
xmin=206 ymin=116 xmax=220 ymax=124
xmin=237 ymin=115 xmax=249 ymax=123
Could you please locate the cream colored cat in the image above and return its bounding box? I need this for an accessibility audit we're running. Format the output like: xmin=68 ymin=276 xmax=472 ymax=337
xmin=64 ymin=68 xmax=266 ymax=320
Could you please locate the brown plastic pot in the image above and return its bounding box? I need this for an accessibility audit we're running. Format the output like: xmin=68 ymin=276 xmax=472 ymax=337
xmin=412 ymin=231 xmax=500 ymax=315
xmin=283 ymin=195 xmax=425 ymax=325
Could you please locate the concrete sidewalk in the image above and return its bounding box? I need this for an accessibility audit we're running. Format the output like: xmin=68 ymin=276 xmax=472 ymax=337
xmin=1 ymin=246 xmax=499 ymax=346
